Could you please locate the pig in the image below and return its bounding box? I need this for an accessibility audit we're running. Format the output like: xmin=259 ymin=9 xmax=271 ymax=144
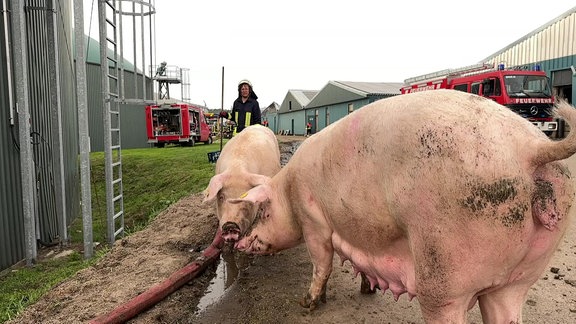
xmin=226 ymin=90 xmax=576 ymax=323
xmin=203 ymin=124 xmax=281 ymax=241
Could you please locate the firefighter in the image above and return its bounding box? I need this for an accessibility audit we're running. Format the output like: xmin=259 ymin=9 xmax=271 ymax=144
xmin=155 ymin=61 xmax=167 ymax=76
xmin=219 ymin=79 xmax=261 ymax=136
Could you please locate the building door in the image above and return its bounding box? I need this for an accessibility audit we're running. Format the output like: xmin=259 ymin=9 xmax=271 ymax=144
xmin=552 ymin=69 xmax=573 ymax=104
xmin=552 ymin=69 xmax=573 ymax=138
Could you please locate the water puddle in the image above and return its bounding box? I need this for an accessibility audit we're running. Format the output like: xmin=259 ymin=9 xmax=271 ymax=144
xmin=194 ymin=248 xmax=247 ymax=314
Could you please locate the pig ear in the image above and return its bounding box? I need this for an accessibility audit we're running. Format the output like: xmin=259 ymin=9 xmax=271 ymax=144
xmin=248 ymin=174 xmax=271 ymax=187
xmin=202 ymin=173 xmax=227 ymax=204
xmin=229 ymin=184 xmax=270 ymax=205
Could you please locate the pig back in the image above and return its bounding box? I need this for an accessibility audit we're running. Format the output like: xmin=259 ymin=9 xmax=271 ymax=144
xmin=215 ymin=124 xmax=281 ymax=177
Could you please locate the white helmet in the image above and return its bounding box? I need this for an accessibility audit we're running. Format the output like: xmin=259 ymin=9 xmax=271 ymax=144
xmin=238 ymin=79 xmax=252 ymax=87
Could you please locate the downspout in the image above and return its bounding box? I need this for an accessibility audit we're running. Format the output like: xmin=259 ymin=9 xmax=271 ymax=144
xmin=3 ymin=0 xmax=14 ymax=126
xmin=46 ymin=0 xmax=68 ymax=245
xmin=11 ymin=0 xmax=38 ymax=265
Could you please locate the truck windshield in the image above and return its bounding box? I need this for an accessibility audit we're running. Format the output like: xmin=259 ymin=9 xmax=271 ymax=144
xmin=504 ymin=75 xmax=552 ymax=98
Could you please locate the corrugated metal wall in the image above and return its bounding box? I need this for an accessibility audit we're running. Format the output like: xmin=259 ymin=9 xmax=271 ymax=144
xmin=26 ymin=0 xmax=79 ymax=245
xmin=56 ymin=0 xmax=80 ymax=229
xmin=1 ymin=0 xmax=78 ymax=270
xmin=0 ymin=0 xmax=24 ymax=269
xmin=87 ymin=63 xmax=153 ymax=152
xmin=27 ymin=0 xmax=59 ymax=245
xmin=486 ymin=10 xmax=576 ymax=68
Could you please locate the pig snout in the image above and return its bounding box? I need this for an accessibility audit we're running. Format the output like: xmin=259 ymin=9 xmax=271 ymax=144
xmin=221 ymin=221 xmax=241 ymax=242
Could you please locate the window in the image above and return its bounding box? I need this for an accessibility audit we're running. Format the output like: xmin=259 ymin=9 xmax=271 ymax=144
xmin=471 ymin=82 xmax=481 ymax=95
xmin=505 ymin=74 xmax=552 ymax=97
xmin=494 ymin=78 xmax=502 ymax=96
xmin=482 ymin=78 xmax=501 ymax=96
xmin=348 ymin=103 xmax=354 ymax=114
xmin=453 ymin=84 xmax=468 ymax=92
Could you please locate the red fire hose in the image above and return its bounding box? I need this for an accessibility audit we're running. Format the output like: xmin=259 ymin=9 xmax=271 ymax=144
xmin=89 ymin=229 xmax=224 ymax=324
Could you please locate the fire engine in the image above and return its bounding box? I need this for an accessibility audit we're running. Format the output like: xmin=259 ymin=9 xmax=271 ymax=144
xmin=204 ymin=112 xmax=234 ymax=139
xmin=401 ymin=62 xmax=558 ymax=136
xmin=145 ymin=102 xmax=213 ymax=147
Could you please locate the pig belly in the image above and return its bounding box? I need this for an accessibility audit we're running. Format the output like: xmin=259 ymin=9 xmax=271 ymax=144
xmin=331 ymin=232 xmax=417 ymax=301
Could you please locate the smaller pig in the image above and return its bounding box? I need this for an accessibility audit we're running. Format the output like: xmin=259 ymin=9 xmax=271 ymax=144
xmin=203 ymin=124 xmax=281 ymax=242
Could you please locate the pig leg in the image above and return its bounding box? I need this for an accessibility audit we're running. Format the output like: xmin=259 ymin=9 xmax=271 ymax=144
xmin=418 ymin=298 xmax=469 ymax=324
xmin=477 ymin=282 xmax=529 ymax=324
xmin=411 ymin=237 xmax=470 ymax=323
xmin=299 ymin=230 xmax=334 ymax=311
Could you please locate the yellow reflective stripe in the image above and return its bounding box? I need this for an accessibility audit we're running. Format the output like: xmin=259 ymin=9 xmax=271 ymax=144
xmin=245 ymin=112 xmax=251 ymax=127
xmin=231 ymin=111 xmax=251 ymax=136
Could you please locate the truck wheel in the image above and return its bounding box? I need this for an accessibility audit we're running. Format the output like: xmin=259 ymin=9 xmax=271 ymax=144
xmin=205 ymin=136 xmax=213 ymax=145
xmin=188 ymin=137 xmax=195 ymax=147
xmin=155 ymin=142 xmax=165 ymax=148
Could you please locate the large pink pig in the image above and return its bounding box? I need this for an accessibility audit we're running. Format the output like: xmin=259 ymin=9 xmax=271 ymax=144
xmin=227 ymin=90 xmax=576 ymax=323
xmin=203 ymin=124 xmax=280 ymax=241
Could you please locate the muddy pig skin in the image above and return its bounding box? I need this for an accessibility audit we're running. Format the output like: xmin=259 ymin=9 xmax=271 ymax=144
xmin=203 ymin=124 xmax=281 ymax=242
xmin=229 ymin=90 xmax=576 ymax=324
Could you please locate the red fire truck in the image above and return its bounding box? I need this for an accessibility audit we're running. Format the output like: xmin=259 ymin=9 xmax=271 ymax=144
xmin=401 ymin=63 xmax=558 ymax=136
xmin=145 ymin=102 xmax=213 ymax=147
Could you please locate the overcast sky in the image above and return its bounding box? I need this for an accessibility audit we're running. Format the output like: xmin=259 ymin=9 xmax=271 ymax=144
xmin=84 ymin=1 xmax=573 ymax=110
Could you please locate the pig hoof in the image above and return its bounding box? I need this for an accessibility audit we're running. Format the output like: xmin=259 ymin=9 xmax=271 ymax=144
xmin=299 ymin=293 xmax=320 ymax=311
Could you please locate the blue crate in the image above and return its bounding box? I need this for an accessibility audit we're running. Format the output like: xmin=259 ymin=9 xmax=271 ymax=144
xmin=207 ymin=151 xmax=220 ymax=163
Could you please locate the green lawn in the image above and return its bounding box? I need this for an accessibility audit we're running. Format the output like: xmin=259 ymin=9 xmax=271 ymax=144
xmin=0 ymin=142 xmax=223 ymax=322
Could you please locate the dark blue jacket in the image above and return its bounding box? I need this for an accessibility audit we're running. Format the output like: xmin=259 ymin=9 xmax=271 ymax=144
xmin=231 ymin=96 xmax=261 ymax=133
